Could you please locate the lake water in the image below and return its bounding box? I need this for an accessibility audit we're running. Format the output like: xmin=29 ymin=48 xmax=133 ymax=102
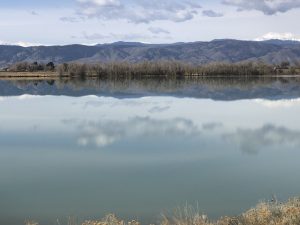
xmin=1 ymin=77 xmax=300 ymax=225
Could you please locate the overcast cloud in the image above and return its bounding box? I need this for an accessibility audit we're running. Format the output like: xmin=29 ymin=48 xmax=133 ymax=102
xmin=223 ymin=0 xmax=300 ymax=15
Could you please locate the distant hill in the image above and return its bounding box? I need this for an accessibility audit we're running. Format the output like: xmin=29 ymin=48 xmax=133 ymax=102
xmin=1 ymin=39 xmax=300 ymax=67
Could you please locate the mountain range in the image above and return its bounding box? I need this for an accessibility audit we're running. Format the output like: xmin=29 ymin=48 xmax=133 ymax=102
xmin=1 ymin=39 xmax=300 ymax=67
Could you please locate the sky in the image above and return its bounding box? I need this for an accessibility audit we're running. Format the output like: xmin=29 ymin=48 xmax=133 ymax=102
xmin=0 ymin=0 xmax=300 ymax=46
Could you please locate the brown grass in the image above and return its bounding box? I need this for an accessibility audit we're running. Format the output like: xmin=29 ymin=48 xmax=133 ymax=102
xmin=24 ymin=198 xmax=300 ymax=225
xmin=161 ymin=198 xmax=300 ymax=225
xmin=82 ymin=214 xmax=140 ymax=225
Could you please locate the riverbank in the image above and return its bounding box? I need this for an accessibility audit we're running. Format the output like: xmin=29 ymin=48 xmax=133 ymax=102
xmin=25 ymin=198 xmax=300 ymax=225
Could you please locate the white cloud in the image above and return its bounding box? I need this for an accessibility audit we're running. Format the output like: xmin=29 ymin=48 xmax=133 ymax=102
xmin=76 ymin=0 xmax=202 ymax=23
xmin=255 ymin=32 xmax=300 ymax=41
xmin=202 ymin=10 xmax=224 ymax=17
xmin=148 ymin=27 xmax=170 ymax=34
xmin=0 ymin=40 xmax=42 ymax=47
xmin=223 ymin=0 xmax=300 ymax=15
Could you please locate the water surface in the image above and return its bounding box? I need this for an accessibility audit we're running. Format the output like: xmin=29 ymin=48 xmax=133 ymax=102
xmin=1 ymin=78 xmax=300 ymax=225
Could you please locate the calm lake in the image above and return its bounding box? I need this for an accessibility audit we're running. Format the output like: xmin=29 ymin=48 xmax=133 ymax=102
xmin=1 ymin=77 xmax=300 ymax=225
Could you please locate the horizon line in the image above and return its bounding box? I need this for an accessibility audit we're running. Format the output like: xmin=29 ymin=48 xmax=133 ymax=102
xmin=1 ymin=38 xmax=300 ymax=47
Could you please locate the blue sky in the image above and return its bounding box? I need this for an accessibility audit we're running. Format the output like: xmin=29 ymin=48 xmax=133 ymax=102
xmin=0 ymin=0 xmax=300 ymax=46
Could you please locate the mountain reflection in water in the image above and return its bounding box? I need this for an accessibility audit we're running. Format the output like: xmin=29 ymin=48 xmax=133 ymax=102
xmin=1 ymin=76 xmax=300 ymax=100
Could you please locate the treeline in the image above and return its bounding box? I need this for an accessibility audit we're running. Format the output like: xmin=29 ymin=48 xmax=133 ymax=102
xmin=7 ymin=61 xmax=300 ymax=77
xmin=57 ymin=61 xmax=190 ymax=78
xmin=57 ymin=61 xmax=300 ymax=78
xmin=7 ymin=61 xmax=55 ymax=72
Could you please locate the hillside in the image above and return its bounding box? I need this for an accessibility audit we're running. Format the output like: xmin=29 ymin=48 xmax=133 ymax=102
xmin=1 ymin=39 xmax=300 ymax=67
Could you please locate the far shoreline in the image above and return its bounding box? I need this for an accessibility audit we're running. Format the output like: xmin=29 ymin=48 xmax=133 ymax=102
xmin=1 ymin=71 xmax=300 ymax=79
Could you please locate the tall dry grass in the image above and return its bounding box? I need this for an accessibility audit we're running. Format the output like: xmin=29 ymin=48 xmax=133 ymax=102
xmin=24 ymin=198 xmax=300 ymax=225
xmin=162 ymin=198 xmax=300 ymax=225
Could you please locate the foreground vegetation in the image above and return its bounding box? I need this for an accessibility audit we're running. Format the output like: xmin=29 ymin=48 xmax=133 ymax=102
xmin=2 ymin=61 xmax=300 ymax=78
xmin=25 ymin=198 xmax=300 ymax=225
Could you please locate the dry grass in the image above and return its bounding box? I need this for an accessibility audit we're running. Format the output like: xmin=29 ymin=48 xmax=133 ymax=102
xmin=24 ymin=198 xmax=300 ymax=225
xmin=161 ymin=205 xmax=213 ymax=225
xmin=161 ymin=198 xmax=300 ymax=225
xmin=234 ymin=198 xmax=300 ymax=225
xmin=82 ymin=214 xmax=140 ymax=225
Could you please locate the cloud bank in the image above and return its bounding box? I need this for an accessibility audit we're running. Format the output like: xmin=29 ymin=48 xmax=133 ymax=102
xmin=77 ymin=0 xmax=202 ymax=23
xmin=223 ymin=0 xmax=300 ymax=15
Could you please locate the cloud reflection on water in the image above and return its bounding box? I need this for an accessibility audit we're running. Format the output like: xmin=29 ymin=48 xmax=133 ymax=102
xmin=148 ymin=106 xmax=171 ymax=113
xmin=63 ymin=115 xmax=300 ymax=156
xmin=224 ymin=124 xmax=300 ymax=154
xmin=202 ymin=122 xmax=223 ymax=131
xmin=2 ymin=95 xmax=300 ymax=156
xmin=62 ymin=117 xmax=200 ymax=148
xmin=255 ymin=99 xmax=300 ymax=108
